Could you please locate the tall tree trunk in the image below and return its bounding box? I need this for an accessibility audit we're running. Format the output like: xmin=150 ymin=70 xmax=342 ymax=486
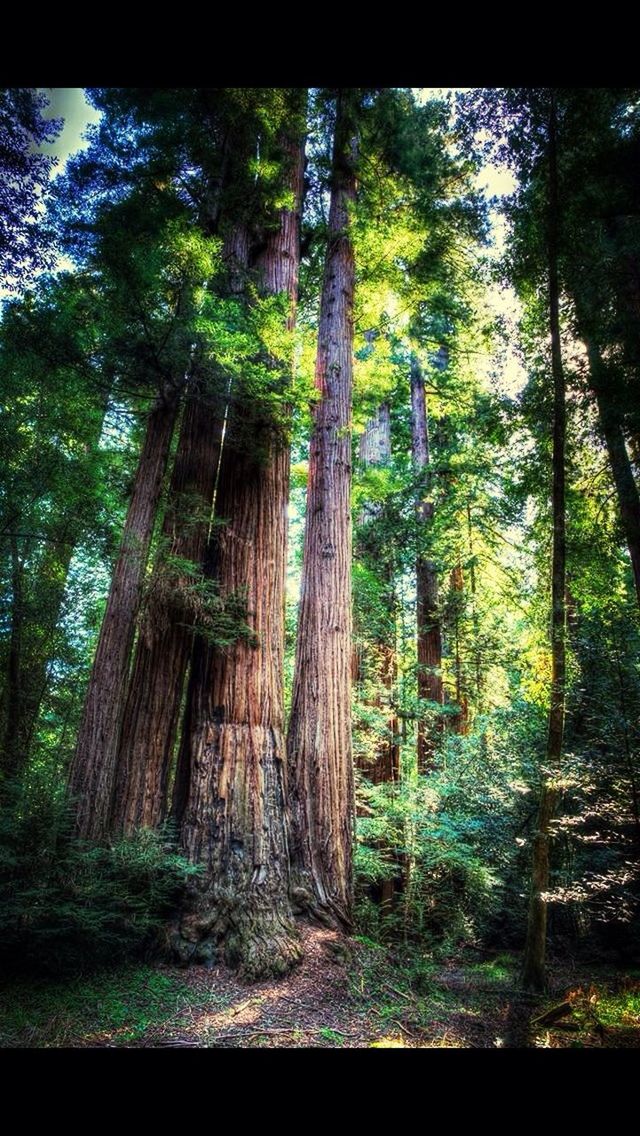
xmin=410 ymin=354 xmax=443 ymax=773
xmin=522 ymin=91 xmax=566 ymax=993
xmin=68 ymin=395 xmax=179 ymax=841
xmin=287 ymin=90 xmax=359 ymax=928
xmin=110 ymin=394 xmax=224 ymax=833
xmin=110 ymin=224 xmax=250 ymax=835
xmin=173 ymin=110 xmax=305 ymax=977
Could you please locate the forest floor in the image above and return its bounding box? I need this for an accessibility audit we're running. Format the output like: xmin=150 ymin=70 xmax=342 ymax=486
xmin=2 ymin=923 xmax=640 ymax=1048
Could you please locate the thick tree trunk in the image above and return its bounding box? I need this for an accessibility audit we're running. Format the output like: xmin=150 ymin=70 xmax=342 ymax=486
xmin=522 ymin=92 xmax=566 ymax=993
xmin=110 ymin=393 xmax=224 ymax=833
xmin=68 ymin=396 xmax=179 ymax=841
xmin=173 ymin=112 xmax=305 ymax=977
xmin=410 ymin=354 xmax=443 ymax=773
xmin=109 ymin=223 xmax=249 ymax=836
xmin=287 ymin=90 xmax=358 ymax=928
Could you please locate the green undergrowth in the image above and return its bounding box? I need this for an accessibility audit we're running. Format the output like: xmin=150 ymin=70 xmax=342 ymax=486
xmin=0 ymin=783 xmax=199 ymax=975
xmin=0 ymin=965 xmax=229 ymax=1048
xmin=348 ymin=937 xmax=521 ymax=1046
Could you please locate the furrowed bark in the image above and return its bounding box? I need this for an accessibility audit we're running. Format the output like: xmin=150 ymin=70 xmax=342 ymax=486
xmin=68 ymin=395 xmax=178 ymax=841
xmin=111 ymin=393 xmax=223 ymax=833
xmin=287 ymin=90 xmax=359 ymax=928
xmin=173 ymin=104 xmax=305 ymax=977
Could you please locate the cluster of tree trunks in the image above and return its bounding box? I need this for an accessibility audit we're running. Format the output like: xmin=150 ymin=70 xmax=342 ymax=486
xmin=65 ymin=88 xmax=362 ymax=972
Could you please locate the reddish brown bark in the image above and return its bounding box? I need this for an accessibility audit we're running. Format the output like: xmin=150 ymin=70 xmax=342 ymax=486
xmin=110 ymin=394 xmax=224 ymax=834
xmin=110 ymin=225 xmax=250 ymax=836
xmin=172 ymin=110 xmax=305 ymax=976
xmin=287 ymin=90 xmax=359 ymax=928
xmin=68 ymin=396 xmax=179 ymax=841
xmin=410 ymin=355 xmax=443 ymax=773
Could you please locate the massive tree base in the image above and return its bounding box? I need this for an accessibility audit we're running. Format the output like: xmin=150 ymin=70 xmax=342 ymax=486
xmin=168 ymin=895 xmax=303 ymax=980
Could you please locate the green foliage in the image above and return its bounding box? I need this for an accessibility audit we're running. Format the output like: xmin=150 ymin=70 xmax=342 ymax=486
xmin=0 ymin=964 xmax=221 ymax=1048
xmin=355 ymin=770 xmax=501 ymax=948
xmin=0 ymin=779 xmax=198 ymax=975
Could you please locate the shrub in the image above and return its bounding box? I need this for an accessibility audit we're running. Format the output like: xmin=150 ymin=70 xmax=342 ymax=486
xmin=0 ymin=779 xmax=198 ymax=974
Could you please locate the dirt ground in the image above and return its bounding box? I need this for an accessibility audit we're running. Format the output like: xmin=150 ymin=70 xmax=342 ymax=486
xmin=67 ymin=924 xmax=640 ymax=1049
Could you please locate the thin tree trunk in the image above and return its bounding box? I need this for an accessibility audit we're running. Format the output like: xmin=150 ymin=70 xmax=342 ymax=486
xmin=410 ymin=354 xmax=443 ymax=773
xmin=68 ymin=395 xmax=179 ymax=841
xmin=522 ymin=91 xmax=566 ymax=993
xmin=287 ymin=90 xmax=359 ymax=928
xmin=173 ymin=110 xmax=305 ymax=976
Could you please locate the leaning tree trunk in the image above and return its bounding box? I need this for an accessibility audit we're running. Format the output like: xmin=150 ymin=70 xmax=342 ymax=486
xmin=68 ymin=395 xmax=179 ymax=841
xmin=410 ymin=354 xmax=443 ymax=773
xmin=172 ymin=110 xmax=305 ymax=977
xmin=110 ymin=225 xmax=249 ymax=836
xmin=287 ymin=89 xmax=359 ymax=929
xmin=522 ymin=91 xmax=566 ymax=993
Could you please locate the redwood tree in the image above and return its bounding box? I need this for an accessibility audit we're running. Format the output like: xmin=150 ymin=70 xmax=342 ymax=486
xmin=173 ymin=99 xmax=305 ymax=976
xmin=110 ymin=393 xmax=223 ymax=834
xmin=110 ymin=225 xmax=249 ymax=835
xmin=287 ymin=89 xmax=360 ymax=928
xmin=68 ymin=393 xmax=179 ymax=841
